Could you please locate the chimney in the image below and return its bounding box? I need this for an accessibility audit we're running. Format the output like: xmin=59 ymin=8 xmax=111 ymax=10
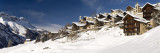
xmin=79 ymin=16 xmax=81 ymax=21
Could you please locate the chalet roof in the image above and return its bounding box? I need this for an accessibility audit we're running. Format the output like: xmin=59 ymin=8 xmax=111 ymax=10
xmin=117 ymin=13 xmax=124 ymax=17
xmin=126 ymin=5 xmax=135 ymax=10
xmin=108 ymin=13 xmax=117 ymax=17
xmin=110 ymin=9 xmax=125 ymax=18
xmin=83 ymin=16 xmax=92 ymax=18
xmin=154 ymin=3 xmax=160 ymax=10
xmin=123 ymin=12 xmax=150 ymax=23
xmin=67 ymin=26 xmax=72 ymax=30
xmin=137 ymin=12 xmax=143 ymax=14
xmin=96 ymin=13 xmax=108 ymax=18
xmin=86 ymin=20 xmax=95 ymax=24
xmin=101 ymin=13 xmax=108 ymax=17
xmin=141 ymin=2 xmax=155 ymax=10
xmin=72 ymin=22 xmax=86 ymax=27
xmin=96 ymin=18 xmax=111 ymax=23
xmin=109 ymin=13 xmax=124 ymax=18
xmin=116 ymin=21 xmax=124 ymax=24
xmin=111 ymin=9 xmax=124 ymax=13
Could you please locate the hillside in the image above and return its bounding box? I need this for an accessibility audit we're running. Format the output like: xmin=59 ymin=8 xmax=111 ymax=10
xmin=1 ymin=26 xmax=160 ymax=53
xmin=0 ymin=12 xmax=44 ymax=48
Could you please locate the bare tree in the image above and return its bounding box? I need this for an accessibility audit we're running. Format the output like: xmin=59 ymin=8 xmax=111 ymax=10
xmin=8 ymin=39 xmax=12 ymax=47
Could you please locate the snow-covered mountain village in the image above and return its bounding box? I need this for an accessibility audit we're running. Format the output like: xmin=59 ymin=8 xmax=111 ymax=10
xmin=1 ymin=1 xmax=160 ymax=53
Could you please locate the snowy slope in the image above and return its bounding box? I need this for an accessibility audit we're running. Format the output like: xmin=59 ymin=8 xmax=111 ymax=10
xmin=100 ymin=26 xmax=160 ymax=53
xmin=1 ymin=26 xmax=160 ymax=53
xmin=0 ymin=26 xmax=136 ymax=53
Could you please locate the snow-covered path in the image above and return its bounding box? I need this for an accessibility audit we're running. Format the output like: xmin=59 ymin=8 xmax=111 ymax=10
xmin=1 ymin=26 xmax=160 ymax=53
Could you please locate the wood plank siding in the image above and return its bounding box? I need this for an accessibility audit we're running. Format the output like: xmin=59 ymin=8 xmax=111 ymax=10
xmin=123 ymin=14 xmax=140 ymax=35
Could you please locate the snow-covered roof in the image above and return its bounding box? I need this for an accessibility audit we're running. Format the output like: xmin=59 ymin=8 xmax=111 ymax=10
xmin=117 ymin=14 xmax=124 ymax=17
xmin=83 ymin=16 xmax=92 ymax=18
xmin=137 ymin=12 xmax=143 ymax=14
xmin=102 ymin=13 xmax=108 ymax=17
xmin=109 ymin=13 xmax=117 ymax=18
xmin=93 ymin=17 xmax=96 ymax=18
xmin=123 ymin=12 xmax=150 ymax=23
xmin=111 ymin=9 xmax=124 ymax=13
xmin=110 ymin=9 xmax=125 ymax=18
xmin=109 ymin=14 xmax=124 ymax=18
xmin=141 ymin=2 xmax=155 ymax=9
xmin=97 ymin=18 xmax=111 ymax=23
xmin=116 ymin=21 xmax=124 ymax=24
xmin=154 ymin=3 xmax=160 ymax=10
xmin=86 ymin=20 xmax=95 ymax=24
xmin=72 ymin=22 xmax=86 ymax=26
xmin=67 ymin=26 xmax=72 ymax=30
xmin=96 ymin=13 xmax=108 ymax=18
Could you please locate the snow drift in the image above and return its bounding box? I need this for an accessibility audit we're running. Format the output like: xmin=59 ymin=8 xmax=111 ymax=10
xmin=100 ymin=26 xmax=160 ymax=53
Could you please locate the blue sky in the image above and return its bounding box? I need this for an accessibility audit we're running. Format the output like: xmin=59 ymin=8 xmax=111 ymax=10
xmin=0 ymin=0 xmax=160 ymax=26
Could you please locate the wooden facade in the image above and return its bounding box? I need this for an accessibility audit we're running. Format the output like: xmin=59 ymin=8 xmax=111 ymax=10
xmin=142 ymin=3 xmax=155 ymax=20
xmin=95 ymin=19 xmax=104 ymax=27
xmin=123 ymin=13 xmax=149 ymax=36
xmin=106 ymin=15 xmax=112 ymax=20
xmin=72 ymin=24 xmax=79 ymax=31
xmin=123 ymin=14 xmax=140 ymax=35
xmin=86 ymin=21 xmax=95 ymax=29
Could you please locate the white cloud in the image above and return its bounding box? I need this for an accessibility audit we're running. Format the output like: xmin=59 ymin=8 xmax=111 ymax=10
xmin=81 ymin=0 xmax=97 ymax=8
xmin=22 ymin=10 xmax=45 ymax=18
xmin=96 ymin=6 xmax=104 ymax=13
xmin=35 ymin=24 xmax=63 ymax=33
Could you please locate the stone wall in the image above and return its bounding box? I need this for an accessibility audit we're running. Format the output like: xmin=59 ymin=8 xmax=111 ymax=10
xmin=140 ymin=23 xmax=147 ymax=34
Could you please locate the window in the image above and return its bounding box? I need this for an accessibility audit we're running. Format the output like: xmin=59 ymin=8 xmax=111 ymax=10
xmin=135 ymin=28 xmax=137 ymax=31
xmin=125 ymin=25 xmax=127 ymax=28
xmin=131 ymin=20 xmax=133 ymax=23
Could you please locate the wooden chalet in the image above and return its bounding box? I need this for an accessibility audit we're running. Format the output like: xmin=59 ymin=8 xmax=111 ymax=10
xmin=110 ymin=14 xmax=124 ymax=25
xmin=142 ymin=3 xmax=156 ymax=20
xmin=97 ymin=14 xmax=106 ymax=19
xmin=72 ymin=22 xmax=87 ymax=31
xmin=95 ymin=19 xmax=104 ymax=27
xmin=86 ymin=21 xmax=95 ymax=29
xmin=123 ymin=13 xmax=149 ymax=36
xmin=106 ymin=15 xmax=112 ymax=20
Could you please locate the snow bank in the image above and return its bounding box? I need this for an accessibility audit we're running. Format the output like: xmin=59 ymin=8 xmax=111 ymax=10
xmin=0 ymin=26 xmax=135 ymax=53
xmin=100 ymin=26 xmax=160 ymax=53
xmin=1 ymin=26 xmax=160 ymax=53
